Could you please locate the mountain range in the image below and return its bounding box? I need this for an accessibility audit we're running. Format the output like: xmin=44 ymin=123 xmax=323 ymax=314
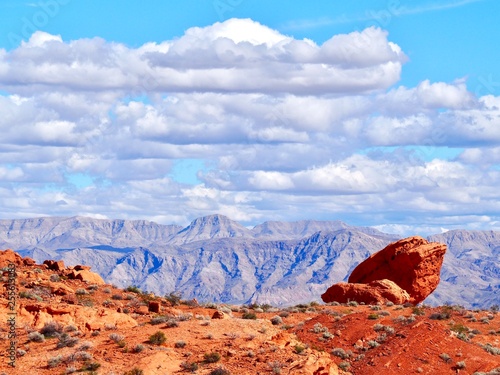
xmin=1 ymin=214 xmax=498 ymax=308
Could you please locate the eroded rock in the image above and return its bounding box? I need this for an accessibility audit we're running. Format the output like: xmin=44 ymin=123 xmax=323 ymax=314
xmin=348 ymin=236 xmax=447 ymax=304
xmin=321 ymin=279 xmax=410 ymax=305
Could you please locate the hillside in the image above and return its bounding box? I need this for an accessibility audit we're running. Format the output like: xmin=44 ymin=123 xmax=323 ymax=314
xmin=0 ymin=215 xmax=499 ymax=308
xmin=1 ymin=250 xmax=500 ymax=375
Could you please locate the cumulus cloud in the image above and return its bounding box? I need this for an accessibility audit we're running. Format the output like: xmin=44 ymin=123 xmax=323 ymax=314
xmin=0 ymin=20 xmax=406 ymax=95
xmin=0 ymin=18 xmax=498 ymax=234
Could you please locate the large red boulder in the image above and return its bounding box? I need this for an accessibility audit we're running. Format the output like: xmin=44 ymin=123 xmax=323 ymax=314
xmin=321 ymin=279 xmax=410 ymax=305
xmin=348 ymin=236 xmax=447 ymax=304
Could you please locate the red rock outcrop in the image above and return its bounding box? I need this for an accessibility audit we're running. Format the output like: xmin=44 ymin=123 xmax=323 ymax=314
xmin=321 ymin=236 xmax=447 ymax=305
xmin=321 ymin=279 xmax=410 ymax=305
xmin=0 ymin=249 xmax=36 ymax=267
xmin=348 ymin=236 xmax=447 ymax=304
xmin=43 ymin=259 xmax=65 ymax=271
xmin=68 ymin=269 xmax=105 ymax=285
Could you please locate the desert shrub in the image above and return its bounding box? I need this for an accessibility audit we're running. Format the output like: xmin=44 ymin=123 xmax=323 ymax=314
xmin=348 ymin=301 xmax=358 ymax=307
xmin=28 ymin=331 xmax=45 ymax=342
xmin=75 ymin=288 xmax=88 ymax=295
xmin=87 ymin=284 xmax=99 ymax=291
xmin=165 ymin=291 xmax=182 ymax=306
xmin=112 ymin=293 xmax=123 ymax=300
xmin=482 ymin=343 xmax=500 ymax=355
xmin=166 ymin=319 xmax=179 ymax=328
xmin=150 ymin=315 xmax=169 ymax=325
xmin=180 ymin=361 xmax=199 ymax=372
xmin=386 ymin=301 xmax=394 ymax=306
xmin=268 ymin=361 xmax=284 ymax=374
xmin=64 ymin=324 xmax=78 ymax=332
xmin=339 ymin=362 xmax=350 ymax=371
xmin=126 ymin=285 xmax=141 ymax=293
xmin=40 ymin=321 xmax=63 ymax=337
xmin=57 ymin=333 xmax=79 ymax=348
xmin=132 ymin=344 xmax=145 ymax=353
xmin=64 ymin=366 xmax=77 ymax=374
xmin=149 ymin=331 xmax=167 ymax=345
xmin=103 ymin=287 xmax=111 ymax=293
xmin=109 ymin=333 xmax=124 ymax=343
xmin=294 ymin=344 xmax=305 ymax=354
xmin=367 ymin=340 xmax=379 ymax=348
xmin=124 ymin=369 xmax=144 ymax=375
xmin=204 ymin=352 xmax=221 ymax=363
xmin=456 ymin=361 xmax=466 ymax=369
xmin=178 ymin=313 xmax=193 ymax=321
xmin=373 ymin=323 xmax=384 ymax=332
xmin=311 ymin=322 xmax=327 ymax=333
xmin=368 ymin=313 xmax=379 ymax=320
xmin=209 ymin=367 xmax=231 ymax=375
xmin=78 ymin=341 xmax=93 ymax=351
xmin=175 ymin=340 xmax=186 ymax=348
xmin=332 ymin=348 xmax=350 ymax=359
xmin=270 ymin=315 xmax=283 ymax=325
xmin=81 ymin=362 xmax=101 ymax=371
xmin=242 ymin=312 xmax=257 ymax=320
xmin=49 ymin=274 xmax=60 ymax=282
xmin=370 ymin=305 xmax=381 ymax=311
xmin=48 ymin=355 xmax=63 ymax=368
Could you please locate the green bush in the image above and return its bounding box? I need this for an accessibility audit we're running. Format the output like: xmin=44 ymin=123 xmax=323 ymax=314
xmin=149 ymin=331 xmax=167 ymax=345
xmin=204 ymin=352 xmax=221 ymax=363
xmin=242 ymin=312 xmax=257 ymax=320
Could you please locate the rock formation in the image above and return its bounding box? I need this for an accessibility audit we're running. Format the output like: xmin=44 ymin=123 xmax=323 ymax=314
xmin=321 ymin=279 xmax=410 ymax=305
xmin=322 ymin=236 xmax=447 ymax=305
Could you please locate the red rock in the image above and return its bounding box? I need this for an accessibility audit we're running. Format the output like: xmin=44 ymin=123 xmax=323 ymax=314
xmin=0 ymin=249 xmax=24 ymax=267
xmin=74 ymin=265 xmax=91 ymax=271
xmin=43 ymin=259 xmax=66 ymax=271
xmin=321 ymin=279 xmax=410 ymax=305
xmin=348 ymin=236 xmax=447 ymax=304
xmin=22 ymin=257 xmax=36 ymax=266
xmin=148 ymin=301 xmax=161 ymax=313
xmin=69 ymin=269 xmax=105 ymax=285
xmin=212 ymin=310 xmax=226 ymax=319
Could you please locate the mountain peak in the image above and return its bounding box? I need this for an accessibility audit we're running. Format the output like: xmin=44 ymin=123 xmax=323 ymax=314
xmin=171 ymin=214 xmax=253 ymax=244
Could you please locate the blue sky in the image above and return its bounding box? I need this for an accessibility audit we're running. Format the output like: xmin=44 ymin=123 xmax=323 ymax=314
xmin=0 ymin=0 xmax=499 ymax=235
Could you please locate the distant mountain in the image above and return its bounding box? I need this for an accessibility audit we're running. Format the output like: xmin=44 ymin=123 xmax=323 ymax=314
xmin=169 ymin=214 xmax=253 ymax=244
xmin=1 ymin=215 xmax=498 ymax=307
xmin=426 ymin=230 xmax=500 ymax=308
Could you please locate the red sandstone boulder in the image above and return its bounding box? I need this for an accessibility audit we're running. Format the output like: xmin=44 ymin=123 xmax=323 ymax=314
xmin=0 ymin=249 xmax=35 ymax=269
xmin=321 ymin=279 xmax=410 ymax=305
xmin=43 ymin=259 xmax=66 ymax=271
xmin=348 ymin=236 xmax=447 ymax=304
xmin=212 ymin=310 xmax=226 ymax=319
xmin=68 ymin=269 xmax=105 ymax=285
xmin=148 ymin=301 xmax=161 ymax=313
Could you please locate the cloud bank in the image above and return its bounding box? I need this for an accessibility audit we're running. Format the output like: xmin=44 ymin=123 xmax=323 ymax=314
xmin=0 ymin=18 xmax=498 ymax=235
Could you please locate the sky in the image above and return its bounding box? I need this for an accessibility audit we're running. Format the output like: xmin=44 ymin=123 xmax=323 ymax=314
xmin=0 ymin=0 xmax=499 ymax=236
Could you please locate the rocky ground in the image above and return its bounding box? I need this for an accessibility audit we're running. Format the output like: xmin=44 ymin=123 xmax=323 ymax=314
xmin=1 ymin=249 xmax=500 ymax=375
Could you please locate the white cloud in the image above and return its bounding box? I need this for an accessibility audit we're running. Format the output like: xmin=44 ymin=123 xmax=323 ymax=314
xmin=0 ymin=19 xmax=498 ymax=234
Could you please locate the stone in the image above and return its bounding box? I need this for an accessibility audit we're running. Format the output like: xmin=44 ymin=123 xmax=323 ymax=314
xmin=348 ymin=236 xmax=447 ymax=304
xmin=212 ymin=310 xmax=226 ymax=319
xmin=69 ymin=269 xmax=105 ymax=285
xmin=74 ymin=265 xmax=91 ymax=271
xmin=0 ymin=249 xmax=24 ymax=267
xmin=148 ymin=301 xmax=161 ymax=313
xmin=43 ymin=259 xmax=66 ymax=271
xmin=321 ymin=279 xmax=410 ymax=305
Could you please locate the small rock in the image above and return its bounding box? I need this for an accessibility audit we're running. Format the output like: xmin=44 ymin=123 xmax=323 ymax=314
xmin=212 ymin=310 xmax=226 ymax=319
